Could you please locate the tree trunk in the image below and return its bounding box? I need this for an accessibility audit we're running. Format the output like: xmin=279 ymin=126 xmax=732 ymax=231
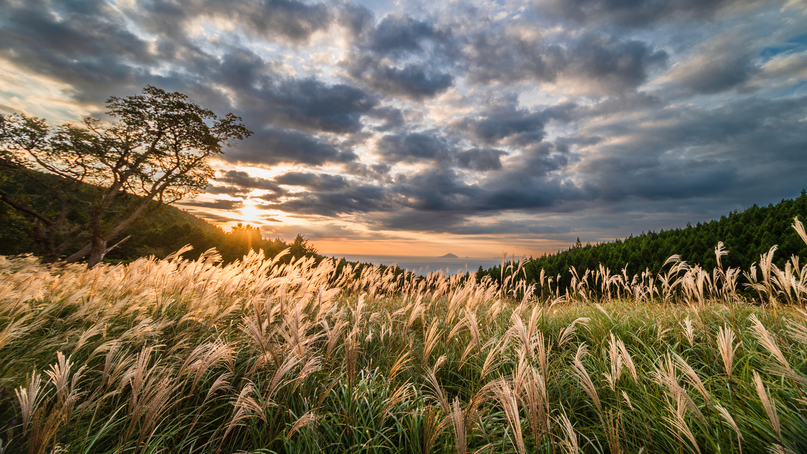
xmin=86 ymin=238 xmax=108 ymax=269
xmin=64 ymin=243 xmax=92 ymax=265
xmin=68 ymin=234 xmax=132 ymax=268
xmin=65 ymin=198 xmax=156 ymax=266
xmin=32 ymin=220 xmax=59 ymax=263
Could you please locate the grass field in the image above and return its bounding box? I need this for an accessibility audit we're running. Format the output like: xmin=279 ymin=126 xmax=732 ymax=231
xmin=2 ymin=221 xmax=807 ymax=453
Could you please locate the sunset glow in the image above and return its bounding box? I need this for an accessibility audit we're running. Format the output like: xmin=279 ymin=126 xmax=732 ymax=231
xmin=2 ymin=0 xmax=805 ymax=257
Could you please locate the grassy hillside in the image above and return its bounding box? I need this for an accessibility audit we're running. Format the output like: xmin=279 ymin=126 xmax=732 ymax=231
xmin=1 ymin=229 xmax=807 ymax=453
xmin=481 ymin=191 xmax=807 ymax=290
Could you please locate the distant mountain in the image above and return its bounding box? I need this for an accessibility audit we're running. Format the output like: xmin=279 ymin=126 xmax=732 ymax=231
xmin=439 ymin=253 xmax=459 ymax=258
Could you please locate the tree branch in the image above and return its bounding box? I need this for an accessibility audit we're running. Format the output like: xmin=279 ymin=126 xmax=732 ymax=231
xmin=105 ymin=235 xmax=132 ymax=255
xmin=0 ymin=187 xmax=52 ymax=225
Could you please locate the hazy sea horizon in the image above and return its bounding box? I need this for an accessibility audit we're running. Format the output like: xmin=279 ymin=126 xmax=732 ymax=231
xmin=324 ymin=254 xmax=522 ymax=275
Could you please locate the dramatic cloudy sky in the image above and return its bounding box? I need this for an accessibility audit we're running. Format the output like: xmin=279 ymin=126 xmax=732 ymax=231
xmin=2 ymin=0 xmax=806 ymax=256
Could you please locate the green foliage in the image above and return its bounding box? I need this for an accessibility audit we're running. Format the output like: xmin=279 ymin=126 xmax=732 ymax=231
xmin=0 ymin=203 xmax=36 ymax=255
xmin=482 ymin=191 xmax=807 ymax=290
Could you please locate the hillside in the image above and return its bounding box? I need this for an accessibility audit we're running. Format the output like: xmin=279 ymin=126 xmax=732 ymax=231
xmin=0 ymin=168 xmax=315 ymax=264
xmin=482 ymin=191 xmax=807 ymax=288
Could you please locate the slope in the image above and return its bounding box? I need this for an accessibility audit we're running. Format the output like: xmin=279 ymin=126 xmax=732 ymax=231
xmin=481 ymin=191 xmax=807 ymax=288
xmin=0 ymin=168 xmax=313 ymax=264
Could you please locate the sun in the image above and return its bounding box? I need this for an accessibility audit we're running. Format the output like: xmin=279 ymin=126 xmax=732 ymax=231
xmin=238 ymin=199 xmax=265 ymax=225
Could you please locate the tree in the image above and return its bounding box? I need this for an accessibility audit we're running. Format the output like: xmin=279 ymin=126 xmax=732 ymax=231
xmin=0 ymin=116 xmax=100 ymax=262
xmin=0 ymin=86 xmax=252 ymax=267
xmin=221 ymin=223 xmax=264 ymax=262
xmin=289 ymin=234 xmax=318 ymax=259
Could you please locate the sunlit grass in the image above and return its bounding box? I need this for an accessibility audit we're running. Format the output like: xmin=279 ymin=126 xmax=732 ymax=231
xmin=1 ymin=220 xmax=807 ymax=453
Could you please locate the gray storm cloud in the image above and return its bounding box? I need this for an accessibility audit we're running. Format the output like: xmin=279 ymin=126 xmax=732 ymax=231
xmin=1 ymin=0 xmax=805 ymax=243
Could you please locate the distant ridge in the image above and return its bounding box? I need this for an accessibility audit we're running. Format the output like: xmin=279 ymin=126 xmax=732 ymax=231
xmin=439 ymin=253 xmax=459 ymax=258
xmin=479 ymin=191 xmax=807 ymax=288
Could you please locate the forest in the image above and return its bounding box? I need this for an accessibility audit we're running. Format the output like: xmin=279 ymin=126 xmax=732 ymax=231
xmin=480 ymin=191 xmax=807 ymax=290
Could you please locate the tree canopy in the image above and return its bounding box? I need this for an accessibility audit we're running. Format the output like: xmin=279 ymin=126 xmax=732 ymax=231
xmin=0 ymin=86 xmax=251 ymax=267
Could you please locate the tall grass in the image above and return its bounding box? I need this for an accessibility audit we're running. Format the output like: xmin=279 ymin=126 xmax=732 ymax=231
xmin=1 ymin=220 xmax=807 ymax=453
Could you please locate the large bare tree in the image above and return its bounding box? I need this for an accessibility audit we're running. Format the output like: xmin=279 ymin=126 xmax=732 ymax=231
xmin=0 ymin=86 xmax=251 ymax=267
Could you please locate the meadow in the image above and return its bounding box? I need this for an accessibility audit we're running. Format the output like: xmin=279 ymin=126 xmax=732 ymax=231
xmin=2 ymin=221 xmax=807 ymax=453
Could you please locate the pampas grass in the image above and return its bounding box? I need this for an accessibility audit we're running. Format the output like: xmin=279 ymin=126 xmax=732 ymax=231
xmin=1 ymin=215 xmax=807 ymax=453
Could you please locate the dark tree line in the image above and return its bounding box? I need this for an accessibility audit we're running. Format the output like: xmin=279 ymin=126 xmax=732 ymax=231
xmin=479 ymin=191 xmax=807 ymax=291
xmin=100 ymin=217 xmax=318 ymax=265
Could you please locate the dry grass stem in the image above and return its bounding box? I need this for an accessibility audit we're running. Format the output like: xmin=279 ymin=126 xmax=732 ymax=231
xmin=717 ymin=326 xmax=739 ymax=379
xmin=753 ymin=370 xmax=782 ymax=442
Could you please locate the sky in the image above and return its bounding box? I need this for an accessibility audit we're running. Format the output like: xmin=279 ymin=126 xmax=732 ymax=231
xmin=1 ymin=0 xmax=806 ymax=258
